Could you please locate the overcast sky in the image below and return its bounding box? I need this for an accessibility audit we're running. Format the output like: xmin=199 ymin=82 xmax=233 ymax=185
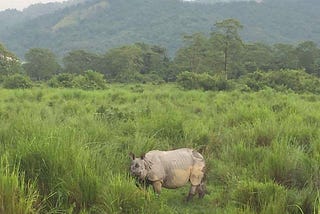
xmin=0 ymin=0 xmax=65 ymax=11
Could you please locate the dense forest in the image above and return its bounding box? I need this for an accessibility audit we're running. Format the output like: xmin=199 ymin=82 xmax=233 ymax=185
xmin=0 ymin=0 xmax=320 ymax=58
xmin=1 ymin=18 xmax=320 ymax=94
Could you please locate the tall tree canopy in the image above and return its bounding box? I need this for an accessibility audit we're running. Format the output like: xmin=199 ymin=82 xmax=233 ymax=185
xmin=63 ymin=50 xmax=103 ymax=75
xmin=23 ymin=48 xmax=61 ymax=80
xmin=0 ymin=43 xmax=22 ymax=76
xmin=211 ymin=19 xmax=243 ymax=79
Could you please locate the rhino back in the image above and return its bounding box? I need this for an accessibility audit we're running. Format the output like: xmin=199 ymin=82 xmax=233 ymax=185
xmin=165 ymin=150 xmax=194 ymax=188
xmin=154 ymin=149 xmax=194 ymax=188
xmin=145 ymin=148 xmax=205 ymax=188
xmin=161 ymin=149 xmax=194 ymax=169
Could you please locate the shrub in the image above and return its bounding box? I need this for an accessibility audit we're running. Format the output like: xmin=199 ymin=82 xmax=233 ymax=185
xmin=242 ymin=69 xmax=320 ymax=93
xmin=2 ymin=74 xmax=33 ymax=89
xmin=74 ymin=70 xmax=107 ymax=90
xmin=48 ymin=71 xmax=108 ymax=90
xmin=47 ymin=73 xmax=76 ymax=88
xmin=177 ymin=71 xmax=232 ymax=91
xmin=177 ymin=71 xmax=201 ymax=90
xmin=241 ymin=71 xmax=266 ymax=91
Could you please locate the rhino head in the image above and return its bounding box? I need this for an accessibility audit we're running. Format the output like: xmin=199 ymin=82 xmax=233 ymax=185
xmin=129 ymin=153 xmax=148 ymax=180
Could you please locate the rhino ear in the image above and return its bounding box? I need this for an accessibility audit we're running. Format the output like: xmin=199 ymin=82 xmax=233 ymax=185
xmin=129 ymin=152 xmax=135 ymax=160
xmin=140 ymin=153 xmax=145 ymax=159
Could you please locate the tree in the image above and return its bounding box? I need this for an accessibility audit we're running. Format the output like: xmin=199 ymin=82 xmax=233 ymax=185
xmin=103 ymin=45 xmax=144 ymax=82
xmin=0 ymin=43 xmax=22 ymax=76
xmin=242 ymin=43 xmax=274 ymax=73
xmin=137 ymin=43 xmax=170 ymax=78
xmin=174 ymin=33 xmax=211 ymax=74
xmin=3 ymin=74 xmax=33 ymax=89
xmin=23 ymin=48 xmax=61 ymax=80
xmin=295 ymin=41 xmax=319 ymax=75
xmin=272 ymin=43 xmax=298 ymax=70
xmin=63 ymin=50 xmax=103 ymax=75
xmin=211 ymin=19 xmax=243 ymax=79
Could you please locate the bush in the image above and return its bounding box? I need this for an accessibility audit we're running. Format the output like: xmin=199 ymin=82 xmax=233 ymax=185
xmin=242 ymin=69 xmax=320 ymax=93
xmin=47 ymin=73 xmax=77 ymax=88
xmin=177 ymin=71 xmax=232 ymax=91
xmin=74 ymin=70 xmax=107 ymax=90
xmin=2 ymin=74 xmax=33 ymax=89
xmin=48 ymin=70 xmax=108 ymax=90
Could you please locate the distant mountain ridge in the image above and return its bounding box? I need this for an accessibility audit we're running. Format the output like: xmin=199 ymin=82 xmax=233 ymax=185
xmin=0 ymin=0 xmax=319 ymax=58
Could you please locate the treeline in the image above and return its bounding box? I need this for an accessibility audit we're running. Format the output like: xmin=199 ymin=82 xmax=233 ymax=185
xmin=1 ymin=19 xmax=320 ymax=93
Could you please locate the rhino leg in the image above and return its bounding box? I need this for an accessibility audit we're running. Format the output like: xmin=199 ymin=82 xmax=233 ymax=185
xmin=186 ymin=185 xmax=197 ymax=201
xmin=197 ymin=181 xmax=206 ymax=198
xmin=189 ymin=164 xmax=206 ymax=200
xmin=152 ymin=181 xmax=162 ymax=195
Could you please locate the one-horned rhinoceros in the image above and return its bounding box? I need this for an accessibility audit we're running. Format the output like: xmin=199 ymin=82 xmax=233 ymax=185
xmin=129 ymin=148 xmax=206 ymax=201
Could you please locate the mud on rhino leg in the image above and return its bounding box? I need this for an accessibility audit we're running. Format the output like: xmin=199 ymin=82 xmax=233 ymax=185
xmin=186 ymin=185 xmax=197 ymax=201
xmin=152 ymin=181 xmax=162 ymax=195
xmin=197 ymin=182 xmax=206 ymax=198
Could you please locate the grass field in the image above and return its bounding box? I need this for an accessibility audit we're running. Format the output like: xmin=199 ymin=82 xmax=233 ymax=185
xmin=0 ymin=84 xmax=319 ymax=213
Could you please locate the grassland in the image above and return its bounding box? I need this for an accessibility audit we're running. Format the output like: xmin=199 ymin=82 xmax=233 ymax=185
xmin=0 ymin=84 xmax=319 ymax=213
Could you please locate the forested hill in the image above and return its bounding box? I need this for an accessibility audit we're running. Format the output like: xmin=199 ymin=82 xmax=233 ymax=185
xmin=0 ymin=0 xmax=319 ymax=58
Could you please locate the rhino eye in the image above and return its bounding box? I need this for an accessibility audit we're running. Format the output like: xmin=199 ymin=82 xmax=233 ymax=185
xmin=135 ymin=163 xmax=139 ymax=168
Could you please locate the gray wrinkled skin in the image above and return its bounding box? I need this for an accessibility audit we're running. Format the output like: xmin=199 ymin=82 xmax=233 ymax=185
xmin=129 ymin=148 xmax=206 ymax=201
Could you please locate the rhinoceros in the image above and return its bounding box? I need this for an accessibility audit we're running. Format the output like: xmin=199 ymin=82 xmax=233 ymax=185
xmin=129 ymin=148 xmax=206 ymax=201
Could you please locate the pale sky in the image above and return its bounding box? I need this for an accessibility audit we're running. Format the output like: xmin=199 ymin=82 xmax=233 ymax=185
xmin=0 ymin=0 xmax=65 ymax=11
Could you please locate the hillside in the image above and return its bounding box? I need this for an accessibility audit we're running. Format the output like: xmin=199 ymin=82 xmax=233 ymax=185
xmin=0 ymin=0 xmax=319 ymax=58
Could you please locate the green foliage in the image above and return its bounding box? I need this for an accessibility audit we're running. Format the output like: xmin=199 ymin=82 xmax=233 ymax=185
xmin=174 ymin=24 xmax=320 ymax=78
xmin=103 ymin=44 xmax=168 ymax=83
xmin=0 ymin=155 xmax=40 ymax=214
xmin=95 ymin=105 xmax=135 ymax=122
xmin=259 ymin=141 xmax=312 ymax=189
xmin=0 ymin=43 xmax=22 ymax=76
xmin=47 ymin=73 xmax=77 ymax=88
xmin=23 ymin=48 xmax=61 ymax=81
xmin=0 ymin=85 xmax=320 ymax=213
xmin=3 ymin=74 xmax=33 ymax=89
xmin=212 ymin=19 xmax=243 ymax=79
xmin=73 ymin=70 xmax=107 ymax=90
xmin=2 ymin=0 xmax=320 ymax=60
xmin=296 ymin=41 xmax=320 ymax=74
xmin=101 ymin=174 xmax=161 ymax=214
xmin=232 ymin=181 xmax=287 ymax=213
xmin=48 ymin=70 xmax=108 ymax=90
xmin=174 ymin=33 xmax=212 ymax=74
xmin=242 ymin=69 xmax=320 ymax=94
xmin=177 ymin=71 xmax=232 ymax=91
xmin=63 ymin=50 xmax=103 ymax=75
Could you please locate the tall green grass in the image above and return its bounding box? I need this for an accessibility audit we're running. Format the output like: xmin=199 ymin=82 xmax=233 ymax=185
xmin=0 ymin=85 xmax=319 ymax=213
xmin=0 ymin=155 xmax=40 ymax=213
